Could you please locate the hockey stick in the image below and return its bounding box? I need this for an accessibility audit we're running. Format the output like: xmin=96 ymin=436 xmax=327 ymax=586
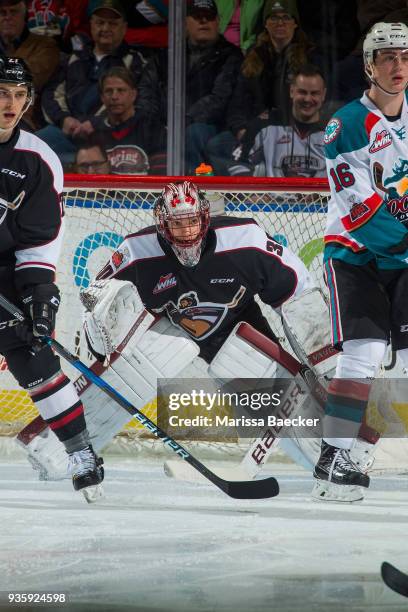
xmin=381 ymin=562 xmax=408 ymax=598
xmin=0 ymin=293 xmax=279 ymax=500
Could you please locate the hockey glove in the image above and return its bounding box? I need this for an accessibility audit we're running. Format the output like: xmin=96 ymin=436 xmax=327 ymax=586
xmin=17 ymin=283 xmax=60 ymax=347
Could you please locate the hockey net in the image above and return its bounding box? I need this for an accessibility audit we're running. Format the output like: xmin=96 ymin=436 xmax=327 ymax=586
xmin=0 ymin=176 xmax=406 ymax=469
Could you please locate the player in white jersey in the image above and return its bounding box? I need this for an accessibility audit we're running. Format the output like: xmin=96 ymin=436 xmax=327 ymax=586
xmin=313 ymin=23 xmax=408 ymax=501
xmin=0 ymin=57 xmax=103 ymax=499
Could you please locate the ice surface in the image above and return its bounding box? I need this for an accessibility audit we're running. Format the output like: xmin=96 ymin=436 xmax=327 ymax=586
xmin=1 ymin=457 xmax=408 ymax=612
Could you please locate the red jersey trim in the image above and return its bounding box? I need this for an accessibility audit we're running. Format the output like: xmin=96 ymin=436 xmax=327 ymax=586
xmin=324 ymin=235 xmax=367 ymax=253
xmin=364 ymin=112 xmax=381 ymax=139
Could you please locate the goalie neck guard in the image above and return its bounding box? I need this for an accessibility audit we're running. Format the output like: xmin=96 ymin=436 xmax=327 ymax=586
xmin=154 ymin=181 xmax=210 ymax=267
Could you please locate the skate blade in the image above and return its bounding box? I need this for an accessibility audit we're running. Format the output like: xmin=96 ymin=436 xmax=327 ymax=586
xmin=311 ymin=480 xmax=364 ymax=503
xmin=81 ymin=484 xmax=104 ymax=503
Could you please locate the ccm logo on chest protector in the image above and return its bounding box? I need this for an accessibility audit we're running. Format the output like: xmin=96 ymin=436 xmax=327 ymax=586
xmin=210 ymin=278 xmax=234 ymax=283
xmin=1 ymin=168 xmax=26 ymax=179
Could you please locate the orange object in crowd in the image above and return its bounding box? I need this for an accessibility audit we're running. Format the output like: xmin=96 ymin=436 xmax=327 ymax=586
xmin=195 ymin=163 xmax=214 ymax=176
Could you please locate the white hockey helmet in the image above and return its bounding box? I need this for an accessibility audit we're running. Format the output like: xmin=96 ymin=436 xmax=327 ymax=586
xmin=363 ymin=22 xmax=408 ymax=66
xmin=154 ymin=181 xmax=210 ymax=267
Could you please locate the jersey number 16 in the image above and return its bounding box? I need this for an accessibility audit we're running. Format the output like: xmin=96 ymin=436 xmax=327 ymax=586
xmin=329 ymin=162 xmax=355 ymax=192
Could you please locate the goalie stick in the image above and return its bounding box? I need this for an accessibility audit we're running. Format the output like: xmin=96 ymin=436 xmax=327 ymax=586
xmin=0 ymin=293 xmax=279 ymax=500
xmin=381 ymin=562 xmax=408 ymax=598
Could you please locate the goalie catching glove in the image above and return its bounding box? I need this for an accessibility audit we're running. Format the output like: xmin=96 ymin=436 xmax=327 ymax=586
xmin=81 ymin=279 xmax=154 ymax=361
xmin=17 ymin=283 xmax=60 ymax=347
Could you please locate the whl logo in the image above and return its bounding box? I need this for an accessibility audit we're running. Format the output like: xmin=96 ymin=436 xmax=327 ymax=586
xmin=153 ymin=273 xmax=177 ymax=294
xmin=369 ymin=130 xmax=392 ymax=154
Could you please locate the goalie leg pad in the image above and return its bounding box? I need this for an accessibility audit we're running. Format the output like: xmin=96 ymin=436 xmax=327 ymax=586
xmin=281 ymin=288 xmax=338 ymax=378
xmin=209 ymin=322 xmax=297 ymax=381
xmin=209 ymin=322 xmax=322 ymax=471
xmin=18 ymin=318 xmax=199 ymax=478
xmin=83 ymin=318 xmax=200 ymax=451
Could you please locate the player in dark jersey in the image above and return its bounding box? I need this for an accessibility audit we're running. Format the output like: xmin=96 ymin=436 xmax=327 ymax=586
xmin=96 ymin=181 xmax=315 ymax=363
xmin=0 ymin=56 xmax=103 ymax=499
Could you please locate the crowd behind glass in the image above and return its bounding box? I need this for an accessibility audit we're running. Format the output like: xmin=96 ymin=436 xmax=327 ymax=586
xmin=6 ymin=0 xmax=407 ymax=177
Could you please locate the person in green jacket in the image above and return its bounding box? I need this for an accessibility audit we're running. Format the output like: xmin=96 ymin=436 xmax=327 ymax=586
xmin=215 ymin=0 xmax=264 ymax=52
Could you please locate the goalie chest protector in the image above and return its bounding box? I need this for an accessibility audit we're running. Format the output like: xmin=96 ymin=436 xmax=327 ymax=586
xmin=96 ymin=217 xmax=312 ymax=357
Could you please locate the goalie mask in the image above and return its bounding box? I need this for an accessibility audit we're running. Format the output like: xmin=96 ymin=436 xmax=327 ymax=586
xmin=154 ymin=181 xmax=210 ymax=267
xmin=363 ymin=22 xmax=408 ymax=95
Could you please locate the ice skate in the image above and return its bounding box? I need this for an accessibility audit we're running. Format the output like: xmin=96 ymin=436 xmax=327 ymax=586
xmin=68 ymin=445 xmax=104 ymax=503
xmin=312 ymin=440 xmax=369 ymax=503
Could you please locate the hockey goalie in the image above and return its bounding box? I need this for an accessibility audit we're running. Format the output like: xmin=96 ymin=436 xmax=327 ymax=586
xmin=16 ymin=181 xmax=407 ymax=503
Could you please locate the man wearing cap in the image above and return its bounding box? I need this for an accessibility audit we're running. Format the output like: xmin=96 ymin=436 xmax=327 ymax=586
xmin=0 ymin=0 xmax=59 ymax=129
xmin=37 ymin=0 xmax=146 ymax=166
xmin=136 ymin=0 xmax=242 ymax=173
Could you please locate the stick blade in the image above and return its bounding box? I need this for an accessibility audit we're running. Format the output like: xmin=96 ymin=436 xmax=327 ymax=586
xmin=224 ymin=476 xmax=279 ymax=499
xmin=164 ymin=459 xmax=253 ymax=483
xmin=381 ymin=562 xmax=408 ymax=597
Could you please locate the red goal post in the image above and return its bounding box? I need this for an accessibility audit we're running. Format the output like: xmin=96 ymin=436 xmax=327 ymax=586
xmin=0 ymin=175 xmax=330 ymax=438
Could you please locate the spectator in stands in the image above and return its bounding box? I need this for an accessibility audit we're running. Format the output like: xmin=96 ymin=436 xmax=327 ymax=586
xmin=0 ymin=0 xmax=59 ymax=129
xmin=94 ymin=66 xmax=166 ymax=174
xmin=214 ymin=1 xmax=264 ymax=53
xmin=206 ymin=0 xmax=318 ymax=174
xmin=228 ymin=64 xmax=327 ymax=177
xmin=37 ymin=0 xmax=146 ymax=166
xmin=75 ymin=139 xmax=111 ymax=174
xmin=232 ymin=1 xmax=317 ymax=123
xmin=136 ymin=0 xmax=242 ymax=174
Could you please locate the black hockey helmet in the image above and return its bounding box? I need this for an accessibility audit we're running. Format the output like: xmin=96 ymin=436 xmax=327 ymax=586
xmin=0 ymin=56 xmax=34 ymax=104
